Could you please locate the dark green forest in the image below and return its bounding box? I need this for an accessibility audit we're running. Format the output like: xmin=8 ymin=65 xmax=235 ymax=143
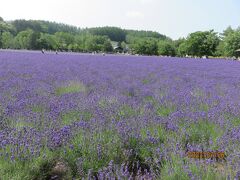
xmin=1 ymin=17 xmax=240 ymax=58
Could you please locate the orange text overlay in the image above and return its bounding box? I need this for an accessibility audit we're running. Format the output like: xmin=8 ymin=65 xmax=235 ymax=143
xmin=187 ymin=151 xmax=225 ymax=159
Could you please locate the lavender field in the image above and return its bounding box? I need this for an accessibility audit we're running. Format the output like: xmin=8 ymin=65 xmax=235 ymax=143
xmin=0 ymin=51 xmax=240 ymax=179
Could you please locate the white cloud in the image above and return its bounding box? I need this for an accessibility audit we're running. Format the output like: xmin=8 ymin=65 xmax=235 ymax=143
xmin=126 ymin=11 xmax=144 ymax=18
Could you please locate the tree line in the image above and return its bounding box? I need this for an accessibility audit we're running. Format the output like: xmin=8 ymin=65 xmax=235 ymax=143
xmin=0 ymin=17 xmax=240 ymax=58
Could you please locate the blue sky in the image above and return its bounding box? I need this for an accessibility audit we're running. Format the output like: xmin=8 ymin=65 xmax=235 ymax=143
xmin=1 ymin=0 xmax=240 ymax=39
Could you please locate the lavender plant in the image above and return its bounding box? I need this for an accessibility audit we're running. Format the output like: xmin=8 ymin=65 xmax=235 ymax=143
xmin=0 ymin=51 xmax=239 ymax=179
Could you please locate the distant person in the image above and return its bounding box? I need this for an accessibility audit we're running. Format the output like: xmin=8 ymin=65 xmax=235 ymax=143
xmin=41 ymin=49 xmax=45 ymax=54
xmin=56 ymin=50 xmax=58 ymax=55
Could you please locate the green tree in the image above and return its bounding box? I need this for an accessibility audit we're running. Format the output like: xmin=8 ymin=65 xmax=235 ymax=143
xmin=0 ymin=21 xmax=16 ymax=34
xmin=102 ymin=40 xmax=113 ymax=52
xmin=29 ymin=31 xmax=40 ymax=49
xmin=223 ymin=31 xmax=240 ymax=57
xmin=67 ymin=43 xmax=79 ymax=52
xmin=84 ymin=35 xmax=112 ymax=52
xmin=54 ymin=32 xmax=75 ymax=50
xmin=37 ymin=33 xmax=57 ymax=50
xmin=84 ymin=36 xmax=101 ymax=52
xmin=126 ymin=29 xmax=167 ymax=40
xmin=121 ymin=41 xmax=128 ymax=52
xmin=222 ymin=26 xmax=234 ymax=37
xmin=74 ymin=33 xmax=90 ymax=52
xmin=180 ymin=30 xmax=220 ymax=57
xmin=216 ymin=27 xmax=240 ymax=57
xmin=131 ymin=38 xmax=158 ymax=55
xmin=88 ymin=27 xmax=126 ymax=42
xmin=158 ymin=41 xmax=176 ymax=56
xmin=0 ymin=20 xmax=16 ymax=47
xmin=178 ymin=42 xmax=189 ymax=57
xmin=14 ymin=29 xmax=35 ymax=49
xmin=1 ymin=32 xmax=14 ymax=48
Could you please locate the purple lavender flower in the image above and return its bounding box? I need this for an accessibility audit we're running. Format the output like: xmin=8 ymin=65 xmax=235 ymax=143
xmin=1 ymin=50 xmax=240 ymax=178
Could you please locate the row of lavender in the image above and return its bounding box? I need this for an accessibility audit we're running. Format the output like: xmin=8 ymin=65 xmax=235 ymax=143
xmin=0 ymin=51 xmax=240 ymax=179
